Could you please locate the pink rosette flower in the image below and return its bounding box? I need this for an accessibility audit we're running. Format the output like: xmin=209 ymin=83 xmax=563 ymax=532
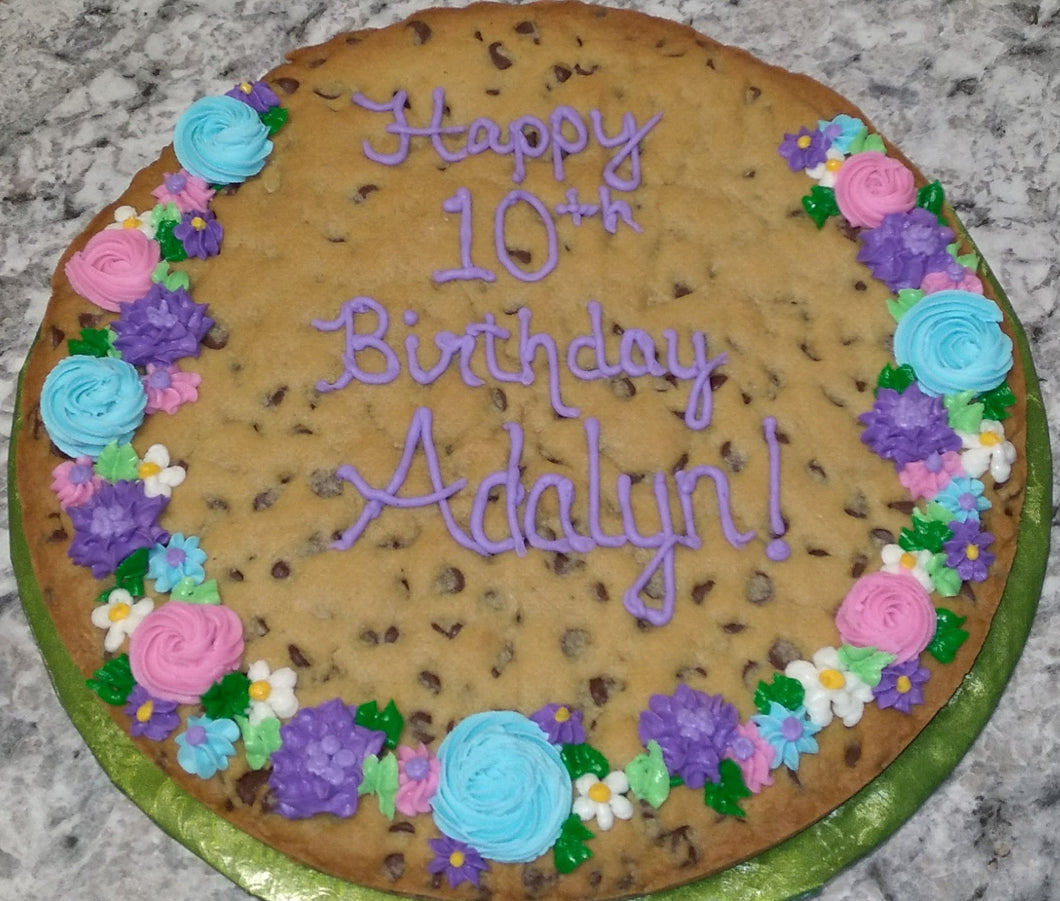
xmin=142 ymin=363 xmax=202 ymax=415
xmin=64 ymin=228 xmax=161 ymax=312
xmin=151 ymin=169 xmax=216 ymax=213
xmin=897 ymin=450 xmax=964 ymax=500
xmin=833 ymin=151 xmax=917 ymax=229
xmin=50 ymin=456 xmax=103 ymax=510
xmin=724 ymin=721 xmax=774 ymax=794
xmin=128 ymin=601 xmax=244 ymax=704
xmin=835 ymin=571 xmax=936 ymax=663
xmin=395 ymin=742 xmax=441 ymax=816
xmin=920 ymin=266 xmax=984 ymax=296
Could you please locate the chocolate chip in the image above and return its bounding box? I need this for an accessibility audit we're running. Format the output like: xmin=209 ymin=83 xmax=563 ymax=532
xmin=589 ymin=675 xmax=621 ymax=706
xmin=521 ymin=865 xmax=557 ymax=897
xmin=488 ymin=41 xmax=513 ymax=69
xmin=807 ymin=547 xmax=831 ymax=557
xmin=383 ymin=625 xmax=400 ymax=643
xmin=431 ymin=621 xmax=464 ymax=639
xmin=273 ymin=77 xmax=300 ymax=94
xmin=406 ymin=19 xmax=432 ymax=44
xmin=354 ymin=184 xmax=379 ymax=202
xmin=851 ymin=553 xmax=868 ymax=578
xmin=418 ymin=671 xmax=442 ymax=694
xmin=490 ymin=386 xmax=508 ymax=411
xmin=845 ymin=739 xmax=862 ymax=767
xmin=745 ymin=85 xmax=762 ymax=103
xmin=553 ymin=64 xmax=572 ymax=83
xmin=691 ymin=581 xmax=715 ymax=604
xmin=309 ymin=468 xmax=344 ymax=498
xmin=721 ymin=621 xmax=746 ymax=634
xmin=888 ymin=499 xmax=916 ymax=515
xmin=549 ymin=552 xmax=584 ymax=575
xmin=807 ymin=459 xmax=827 ymax=482
xmin=253 ymin=488 xmax=278 ymax=511
xmin=673 ymin=282 xmax=693 ymax=298
xmin=610 ymin=375 xmax=636 ymax=398
xmin=665 ymin=825 xmax=702 ymax=867
xmin=709 ymin=372 xmax=728 ymax=391
xmin=235 ymin=768 xmax=271 ymax=806
xmin=360 ymin=629 xmax=379 ymax=646
xmin=746 ymin=570 xmax=773 ymax=604
xmin=288 ymin=644 xmax=311 ymax=668
xmin=389 ymin=821 xmax=415 ymax=834
xmin=263 ymin=385 xmax=287 ymax=407
xmin=408 ymin=710 xmax=434 ymax=744
xmin=768 ymin=638 xmax=802 ymax=671
xmin=506 ymin=246 xmax=532 ymax=264
xmin=491 ymin=641 xmax=514 ymax=678
xmin=227 ymin=568 xmax=244 ymax=582
xmin=574 ymin=63 xmax=598 ymax=76
xmin=46 ymin=527 xmax=68 ymax=543
xmin=248 ymin=616 xmax=269 ymax=638
xmin=48 ymin=325 xmax=65 ymax=348
xmin=870 ymin=528 xmax=895 ymax=546
xmin=560 ymin=628 xmax=590 ymax=658
xmin=78 ymin=312 xmax=105 ymax=329
xmin=434 ymin=566 xmax=465 ymax=594
xmin=271 ymin=560 xmax=290 ymax=579
xmin=312 ymin=84 xmax=344 ymax=100
xmin=800 ymin=341 xmax=821 ymax=361
xmin=514 ymin=20 xmax=535 ymax=34
xmin=592 ymin=582 xmax=609 ymax=602
xmin=382 ymin=853 xmax=405 ymax=881
xmin=721 ymin=441 xmax=745 ymax=472
xmin=201 ymin=322 xmax=229 ymax=350
xmin=205 ymin=495 xmax=229 ymax=511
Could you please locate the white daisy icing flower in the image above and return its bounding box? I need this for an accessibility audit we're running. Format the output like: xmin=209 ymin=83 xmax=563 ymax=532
xmin=246 ymin=660 xmax=299 ymax=725
xmin=138 ymin=444 xmax=187 ymax=498
xmin=572 ymin=771 xmax=634 ymax=831
xmin=105 ymin=204 xmax=157 ymax=239
xmin=959 ymin=420 xmax=1017 ymax=483
xmin=880 ymin=544 xmax=934 ymax=591
xmin=805 ymin=147 xmax=845 ymax=187
xmin=785 ymin=647 xmax=874 ymax=728
xmin=90 ymin=588 xmax=154 ymax=653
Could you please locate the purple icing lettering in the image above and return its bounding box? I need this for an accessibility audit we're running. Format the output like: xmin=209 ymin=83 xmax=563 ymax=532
xmin=352 ymin=91 xmax=413 ymax=165
xmin=567 ymin=301 xmax=622 ymax=380
xmin=469 ymin=422 xmax=528 ymax=555
xmin=597 ymin=186 xmax=642 ymax=235
xmin=584 ymin=417 xmax=626 ymax=548
xmin=618 ymin=327 xmax=666 ymax=379
xmin=517 ymin=307 xmax=579 ymax=418
xmin=434 ymin=187 xmax=498 ymax=284
xmin=312 ymin=296 xmax=400 ymax=391
xmin=495 ymin=190 xmax=559 ymax=282
xmin=469 ymin=313 xmax=523 ymax=384
xmin=763 ymin=415 xmax=791 ymax=562
xmin=426 ymin=87 xmax=469 ymax=164
xmin=590 ymin=109 xmax=663 ymax=192
xmin=674 ymin=465 xmax=757 ymax=551
xmin=549 ymin=106 xmax=589 ymax=182
xmin=511 ymin=115 xmax=551 ymax=184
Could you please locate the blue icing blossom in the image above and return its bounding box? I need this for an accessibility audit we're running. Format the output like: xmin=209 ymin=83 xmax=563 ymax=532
xmin=893 ymin=290 xmax=1013 ymax=396
xmin=174 ymin=95 xmax=273 ymax=185
xmin=176 ymin=716 xmax=240 ymax=779
xmin=40 ymin=356 xmax=147 ymax=459
xmin=818 ymin=113 xmax=865 ymax=153
xmin=431 ymin=710 xmax=571 ymax=863
xmin=148 ymin=532 xmax=208 ymax=592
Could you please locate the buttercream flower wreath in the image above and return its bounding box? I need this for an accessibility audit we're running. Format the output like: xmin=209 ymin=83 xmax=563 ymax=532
xmin=39 ymin=86 xmax=1018 ymax=887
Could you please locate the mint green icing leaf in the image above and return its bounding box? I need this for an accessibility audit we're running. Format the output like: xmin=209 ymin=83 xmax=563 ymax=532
xmin=953 ymin=250 xmax=980 ymax=272
xmin=155 ymin=219 xmax=188 ymax=262
xmin=358 ymin=753 xmax=399 ymax=819
xmin=886 ymin=288 xmax=923 ymax=323
xmin=916 ymin=181 xmax=946 ymax=221
xmin=353 ymin=699 xmax=403 ymax=749
xmin=944 ymin=390 xmax=984 ymax=434
xmin=151 ymin=261 xmax=191 ymax=291
xmin=979 ymin=382 xmax=1017 ymax=422
xmin=837 ymin=644 xmax=895 ymax=687
xmin=924 ymin=500 xmax=960 ymax=525
xmin=200 ymin=671 xmax=251 ymax=720
xmin=553 ymin=814 xmax=594 ymax=874
xmin=260 ymin=106 xmax=289 ymax=136
xmin=753 ymin=672 xmax=805 ymax=715
xmin=114 ymin=547 xmax=150 ymax=597
xmin=929 ymin=609 xmax=970 ymax=664
xmin=561 ymin=742 xmax=610 ymax=780
xmin=861 ymin=133 xmax=886 ymax=153
xmin=899 ymin=511 xmax=953 ymax=554
xmin=926 ymin=554 xmax=963 ymax=598
xmin=236 ymin=714 xmax=282 ymax=770
xmin=68 ymin=327 xmax=116 ymax=358
xmin=86 ymin=654 xmax=135 ymax=706
xmin=801 ymin=185 xmax=839 ymax=229
xmin=625 ymin=740 xmax=671 ymax=808
xmin=151 ymin=201 xmax=182 ymax=228
xmin=703 ymin=758 xmax=751 ymax=817
xmin=847 ymin=127 xmax=884 ymax=155
xmin=876 ymin=362 xmax=918 ymax=395
xmin=171 ymin=576 xmax=221 ymax=604
xmin=93 ymin=440 xmax=140 ymax=482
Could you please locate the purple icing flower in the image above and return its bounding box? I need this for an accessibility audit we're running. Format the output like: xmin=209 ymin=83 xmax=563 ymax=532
xmin=268 ymin=698 xmax=386 ymax=819
xmin=777 ymin=127 xmax=830 ymax=172
xmin=859 ymin=383 xmax=962 ymax=470
xmin=637 ymin=684 xmax=739 ymax=788
xmin=111 ymin=284 xmax=215 ymax=366
xmin=67 ymin=480 xmax=169 ymax=578
xmin=426 ymin=836 xmax=490 ymax=888
xmin=173 ymin=209 xmax=223 ymax=259
xmin=225 ymin=79 xmax=281 ymax=113
xmin=856 ymin=208 xmax=956 ymax=291
xmin=123 ymin=684 xmax=180 ymax=741
xmin=943 ymin=520 xmax=995 ymax=582
xmin=530 ymin=702 xmax=586 ymax=745
xmin=873 ymin=659 xmax=931 ymax=714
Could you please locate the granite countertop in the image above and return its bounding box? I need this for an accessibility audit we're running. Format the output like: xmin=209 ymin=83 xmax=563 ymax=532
xmin=1 ymin=1 xmax=1057 ymax=899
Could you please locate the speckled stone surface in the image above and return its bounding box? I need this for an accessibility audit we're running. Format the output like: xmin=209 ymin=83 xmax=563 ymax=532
xmin=1 ymin=1 xmax=1057 ymax=899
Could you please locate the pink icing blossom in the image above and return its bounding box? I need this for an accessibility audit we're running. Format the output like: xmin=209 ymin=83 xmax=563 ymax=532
xmin=833 ymin=151 xmax=917 ymax=229
xmin=724 ymin=721 xmax=774 ymax=794
xmin=142 ymin=363 xmax=202 ymax=415
xmin=128 ymin=601 xmax=244 ymax=704
xmin=897 ymin=450 xmax=965 ymax=499
xmin=50 ymin=456 xmax=103 ymax=510
xmin=920 ymin=267 xmax=984 ymax=296
xmin=835 ymin=571 xmax=936 ymax=663
xmin=151 ymin=169 xmax=215 ymax=213
xmin=64 ymin=228 xmax=161 ymax=312
xmin=394 ymin=742 xmax=441 ymax=816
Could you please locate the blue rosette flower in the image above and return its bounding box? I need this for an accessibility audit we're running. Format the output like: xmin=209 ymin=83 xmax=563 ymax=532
xmin=431 ymin=711 xmax=572 ymax=863
xmin=174 ymin=95 xmax=273 ymax=185
xmin=40 ymin=356 xmax=147 ymax=459
xmin=894 ymin=290 xmax=1013 ymax=396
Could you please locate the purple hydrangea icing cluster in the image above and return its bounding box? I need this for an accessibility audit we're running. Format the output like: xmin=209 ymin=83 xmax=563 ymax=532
xmin=858 ymin=383 xmax=962 ymax=470
xmin=856 ymin=207 xmax=955 ymax=292
xmin=268 ymin=699 xmax=386 ymax=819
xmin=112 ymin=284 xmax=215 ymax=366
xmin=638 ymin=684 xmax=739 ymax=788
xmin=67 ymin=480 xmax=170 ymax=578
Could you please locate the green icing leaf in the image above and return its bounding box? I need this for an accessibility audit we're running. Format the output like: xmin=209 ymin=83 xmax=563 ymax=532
xmin=837 ymin=644 xmax=895 ymax=687
xmin=886 ymin=288 xmax=923 ymax=323
xmin=625 ymin=740 xmax=671 ymax=808
xmin=979 ymin=382 xmax=1017 ymax=422
xmin=151 ymin=201 xmax=181 ymax=228
xmin=114 ymin=547 xmax=150 ymax=597
xmin=561 ymin=742 xmax=610 ymax=780
xmin=801 ymin=185 xmax=839 ymax=229
xmin=260 ymin=106 xmax=289 ymax=136
xmin=703 ymin=758 xmax=751 ymax=817
xmin=753 ymin=672 xmax=805 ymax=715
xmin=847 ymin=128 xmax=884 ymax=154
xmin=899 ymin=511 xmax=953 ymax=554
xmin=876 ymin=362 xmax=918 ymax=395
xmin=954 ymin=251 xmax=980 ymax=272
xmin=353 ymin=699 xmax=403 ymax=749
xmin=86 ymin=653 xmax=135 ymax=706
xmin=916 ymin=180 xmax=946 ymax=221
xmin=358 ymin=753 xmax=399 ymax=819
xmin=553 ymin=814 xmax=594 ymax=874
xmin=170 ymin=576 xmax=221 ymax=604
xmin=929 ymin=608 xmax=970 ymax=663
xmin=94 ymin=440 xmax=140 ymax=482
xmin=200 ymin=671 xmax=251 ymax=720
xmin=926 ymin=553 xmax=962 ymax=598
xmin=151 ymin=261 xmax=191 ymax=291
xmin=862 ymin=133 xmax=886 ymax=153
xmin=924 ymin=500 xmax=960 ymax=526
xmin=944 ymin=390 xmax=984 ymax=434
xmin=155 ymin=219 xmax=188 ymax=262
xmin=236 ymin=714 xmax=282 ymax=770
xmin=67 ymin=327 xmax=115 ymax=358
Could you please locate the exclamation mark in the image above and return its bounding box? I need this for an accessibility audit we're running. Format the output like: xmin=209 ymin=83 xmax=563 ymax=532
xmin=763 ymin=416 xmax=790 ymax=562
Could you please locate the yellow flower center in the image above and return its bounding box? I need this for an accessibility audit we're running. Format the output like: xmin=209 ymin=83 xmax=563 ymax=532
xmin=108 ymin=602 xmax=131 ymax=622
xmin=249 ymin=679 xmax=272 ymax=702
xmin=121 ymin=216 xmax=142 ymax=230
xmin=900 ymin=551 xmax=918 ymax=570
xmin=896 ymin=675 xmax=913 ymax=694
xmin=448 ymin=851 xmax=466 ymax=868
xmin=138 ymin=461 xmax=162 ymax=479
xmin=136 ymin=700 xmax=154 ymax=722
xmin=825 ymin=157 xmax=843 ymax=172
xmin=819 ymin=668 xmax=846 ymax=691
xmin=588 ymin=781 xmax=612 ymax=804
xmin=966 ymin=544 xmax=980 ymax=561
xmin=796 ymin=135 xmax=812 ymax=149
xmin=191 ymin=216 xmax=207 ymax=231
xmin=240 ymin=81 xmax=254 ymax=94
xmin=980 ymin=431 xmax=1001 ymax=446
xmin=554 ymin=706 xmax=571 ymax=723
